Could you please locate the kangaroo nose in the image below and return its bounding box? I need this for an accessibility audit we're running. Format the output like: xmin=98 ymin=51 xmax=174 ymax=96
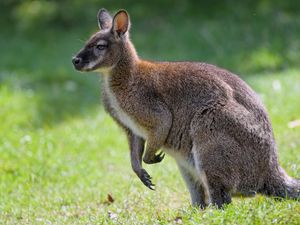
xmin=72 ymin=57 xmax=81 ymax=65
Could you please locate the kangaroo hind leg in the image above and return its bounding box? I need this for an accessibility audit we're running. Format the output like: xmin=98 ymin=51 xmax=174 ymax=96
xmin=177 ymin=161 xmax=206 ymax=208
xmin=192 ymin=142 xmax=232 ymax=208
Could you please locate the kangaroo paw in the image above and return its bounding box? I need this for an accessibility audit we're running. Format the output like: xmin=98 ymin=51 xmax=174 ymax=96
xmin=143 ymin=151 xmax=165 ymax=164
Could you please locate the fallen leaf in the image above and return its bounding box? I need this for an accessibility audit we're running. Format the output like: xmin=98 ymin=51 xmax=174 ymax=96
xmin=102 ymin=193 xmax=115 ymax=205
xmin=107 ymin=193 xmax=114 ymax=203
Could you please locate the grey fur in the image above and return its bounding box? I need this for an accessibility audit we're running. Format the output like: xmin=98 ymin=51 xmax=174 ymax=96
xmin=98 ymin=8 xmax=112 ymax=30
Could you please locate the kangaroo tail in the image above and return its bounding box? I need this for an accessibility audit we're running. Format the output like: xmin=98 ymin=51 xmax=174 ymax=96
xmin=260 ymin=166 xmax=300 ymax=200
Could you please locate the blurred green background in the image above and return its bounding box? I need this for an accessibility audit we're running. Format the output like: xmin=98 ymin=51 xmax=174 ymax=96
xmin=1 ymin=0 xmax=300 ymax=125
xmin=1 ymin=0 xmax=300 ymax=224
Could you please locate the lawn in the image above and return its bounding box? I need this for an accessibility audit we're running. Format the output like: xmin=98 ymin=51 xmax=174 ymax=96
xmin=0 ymin=1 xmax=300 ymax=224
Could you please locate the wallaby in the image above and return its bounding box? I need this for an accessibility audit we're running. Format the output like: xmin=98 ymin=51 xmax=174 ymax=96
xmin=72 ymin=8 xmax=300 ymax=208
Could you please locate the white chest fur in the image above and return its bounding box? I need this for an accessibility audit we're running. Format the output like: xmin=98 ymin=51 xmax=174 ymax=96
xmin=104 ymin=77 xmax=148 ymax=139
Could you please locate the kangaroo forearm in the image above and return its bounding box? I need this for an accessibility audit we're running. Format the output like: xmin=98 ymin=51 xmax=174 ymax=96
xmin=128 ymin=132 xmax=145 ymax=173
xmin=127 ymin=131 xmax=155 ymax=190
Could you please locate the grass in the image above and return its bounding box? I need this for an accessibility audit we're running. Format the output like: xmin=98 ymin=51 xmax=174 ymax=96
xmin=1 ymin=2 xmax=300 ymax=224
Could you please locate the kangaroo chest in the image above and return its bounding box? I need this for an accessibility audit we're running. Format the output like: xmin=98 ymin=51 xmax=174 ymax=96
xmin=104 ymin=78 xmax=148 ymax=139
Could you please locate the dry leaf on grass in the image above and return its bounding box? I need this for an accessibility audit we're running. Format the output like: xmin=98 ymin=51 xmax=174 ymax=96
xmin=102 ymin=193 xmax=115 ymax=205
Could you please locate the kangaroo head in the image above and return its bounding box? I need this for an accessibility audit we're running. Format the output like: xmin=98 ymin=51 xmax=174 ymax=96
xmin=72 ymin=9 xmax=132 ymax=72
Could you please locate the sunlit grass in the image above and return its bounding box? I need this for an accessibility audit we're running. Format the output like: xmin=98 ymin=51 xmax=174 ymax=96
xmin=1 ymin=3 xmax=300 ymax=223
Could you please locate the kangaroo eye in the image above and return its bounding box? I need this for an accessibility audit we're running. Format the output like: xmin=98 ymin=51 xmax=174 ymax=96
xmin=96 ymin=44 xmax=107 ymax=50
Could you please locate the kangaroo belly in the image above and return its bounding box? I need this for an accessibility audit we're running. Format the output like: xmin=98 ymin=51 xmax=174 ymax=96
xmin=115 ymin=106 xmax=148 ymax=139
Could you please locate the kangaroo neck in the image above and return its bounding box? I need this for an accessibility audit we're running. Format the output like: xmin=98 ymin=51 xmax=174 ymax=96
xmin=109 ymin=41 xmax=139 ymax=89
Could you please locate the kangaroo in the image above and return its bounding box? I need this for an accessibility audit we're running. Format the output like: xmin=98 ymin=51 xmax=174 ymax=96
xmin=72 ymin=8 xmax=300 ymax=208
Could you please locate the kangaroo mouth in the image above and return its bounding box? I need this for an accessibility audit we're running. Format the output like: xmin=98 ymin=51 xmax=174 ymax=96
xmin=72 ymin=57 xmax=92 ymax=71
xmin=73 ymin=63 xmax=85 ymax=71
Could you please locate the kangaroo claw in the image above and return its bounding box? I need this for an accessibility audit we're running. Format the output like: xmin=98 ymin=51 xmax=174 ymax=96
xmin=140 ymin=169 xmax=155 ymax=190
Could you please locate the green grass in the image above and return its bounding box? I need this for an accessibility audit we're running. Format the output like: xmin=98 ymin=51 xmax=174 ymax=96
xmin=1 ymin=2 xmax=300 ymax=224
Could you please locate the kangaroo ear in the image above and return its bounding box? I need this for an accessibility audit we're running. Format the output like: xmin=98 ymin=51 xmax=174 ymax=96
xmin=112 ymin=10 xmax=130 ymax=37
xmin=97 ymin=8 xmax=112 ymax=30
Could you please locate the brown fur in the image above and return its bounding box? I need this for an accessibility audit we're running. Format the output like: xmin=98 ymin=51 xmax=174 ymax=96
xmin=72 ymin=9 xmax=300 ymax=208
